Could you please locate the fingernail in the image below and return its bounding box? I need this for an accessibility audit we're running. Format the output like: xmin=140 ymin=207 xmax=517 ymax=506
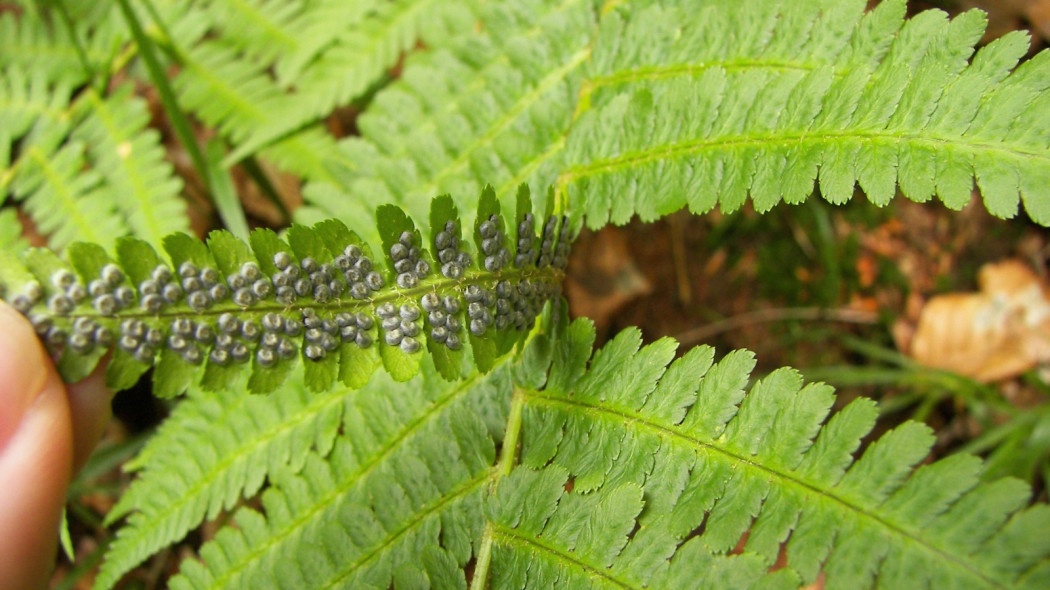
xmin=0 ymin=302 xmax=50 ymax=449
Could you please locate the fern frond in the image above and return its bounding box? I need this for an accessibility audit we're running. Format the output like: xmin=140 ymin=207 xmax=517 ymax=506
xmin=1 ymin=74 xmax=189 ymax=249
xmin=485 ymin=322 xmax=1050 ymax=589
xmin=0 ymin=188 xmax=572 ymax=396
xmin=296 ymin=0 xmax=595 ymax=244
xmin=228 ymin=0 xmax=474 ymax=164
xmin=136 ymin=315 xmax=1050 ymax=589
xmin=0 ymin=5 xmax=125 ymax=86
xmin=71 ymin=86 xmax=188 ymax=245
xmin=93 ymin=372 xmax=349 ymax=590
xmin=9 ymin=141 xmax=127 ymax=248
xmin=197 ymin=0 xmax=305 ymax=64
xmin=159 ymin=0 xmax=461 ymax=179
xmin=171 ymin=40 xmax=276 ymax=145
xmin=562 ymin=0 xmax=1050 ymax=226
xmin=2 ymin=1 xmax=190 ymax=250
xmin=162 ymin=356 xmax=512 ymax=590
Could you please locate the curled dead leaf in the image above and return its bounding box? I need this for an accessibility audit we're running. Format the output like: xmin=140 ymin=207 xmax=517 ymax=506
xmin=907 ymin=260 xmax=1050 ymax=382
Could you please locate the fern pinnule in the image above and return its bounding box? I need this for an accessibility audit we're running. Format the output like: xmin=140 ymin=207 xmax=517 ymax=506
xmin=0 ymin=188 xmax=572 ymax=397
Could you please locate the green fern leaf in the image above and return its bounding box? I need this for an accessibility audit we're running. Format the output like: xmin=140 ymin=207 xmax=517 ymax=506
xmin=0 ymin=208 xmax=26 ymax=252
xmin=0 ymin=4 xmax=125 ymax=86
xmin=93 ymin=371 xmax=349 ymax=590
xmin=162 ymin=355 xmax=512 ymax=590
xmin=562 ymin=0 xmax=1050 ymax=226
xmin=156 ymin=0 xmax=463 ymax=180
xmin=0 ymin=188 xmax=571 ymax=396
xmin=139 ymin=315 xmax=1050 ymax=589
xmin=487 ymin=322 xmax=1050 ymax=589
xmin=2 ymin=8 xmax=189 ymax=250
xmin=297 ymin=0 xmax=594 ymax=244
xmin=71 ymin=86 xmax=188 ymax=245
xmin=228 ymin=0 xmax=469 ymax=165
xmin=198 ymin=0 xmax=305 ymax=64
xmin=9 ymin=141 xmax=127 ymax=248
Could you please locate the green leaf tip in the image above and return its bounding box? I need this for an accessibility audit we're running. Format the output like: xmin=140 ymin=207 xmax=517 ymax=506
xmin=0 ymin=189 xmax=575 ymax=397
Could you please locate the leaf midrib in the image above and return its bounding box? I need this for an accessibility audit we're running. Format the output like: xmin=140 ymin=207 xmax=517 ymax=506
xmin=198 ymin=370 xmax=487 ymax=590
xmin=557 ymin=129 xmax=1050 ymax=188
xmin=521 ymin=391 xmax=1004 ymax=590
xmin=490 ymin=524 xmax=636 ymax=589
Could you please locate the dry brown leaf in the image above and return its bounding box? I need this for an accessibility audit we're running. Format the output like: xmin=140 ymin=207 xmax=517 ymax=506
xmin=906 ymin=260 xmax=1050 ymax=382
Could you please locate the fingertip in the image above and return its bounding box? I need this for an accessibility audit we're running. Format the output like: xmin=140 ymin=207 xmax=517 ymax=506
xmin=0 ymin=303 xmax=74 ymax=590
xmin=0 ymin=303 xmax=54 ymax=449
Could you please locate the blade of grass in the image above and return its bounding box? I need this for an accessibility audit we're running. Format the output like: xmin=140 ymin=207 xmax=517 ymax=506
xmin=956 ymin=409 xmax=1042 ymax=455
xmin=114 ymin=0 xmax=249 ymax=238
xmin=59 ymin=509 xmax=74 ymax=560
xmin=205 ymin=140 xmax=251 ymax=240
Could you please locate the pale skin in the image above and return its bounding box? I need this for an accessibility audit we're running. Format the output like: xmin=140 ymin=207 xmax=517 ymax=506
xmin=0 ymin=302 xmax=114 ymax=590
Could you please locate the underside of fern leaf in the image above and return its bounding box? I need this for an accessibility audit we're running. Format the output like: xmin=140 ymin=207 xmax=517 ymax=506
xmin=125 ymin=316 xmax=1050 ymax=590
xmin=0 ymin=187 xmax=572 ymax=397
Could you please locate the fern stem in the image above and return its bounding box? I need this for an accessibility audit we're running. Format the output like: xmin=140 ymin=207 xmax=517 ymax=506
xmin=469 ymin=530 xmax=495 ymax=590
xmin=497 ymin=388 xmax=526 ymax=477
xmin=672 ymin=306 xmax=878 ymax=347
xmin=471 ymin=387 xmax=527 ymax=590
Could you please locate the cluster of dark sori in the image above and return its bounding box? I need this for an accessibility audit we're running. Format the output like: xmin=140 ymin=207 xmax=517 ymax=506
xmin=514 ymin=213 xmax=538 ymax=268
xmin=390 ymin=231 xmax=431 ymax=289
xmin=298 ymin=307 xmax=375 ymax=361
xmin=11 ymin=265 xmax=130 ymax=356
xmin=478 ymin=215 xmax=512 ymax=272
xmin=376 ymin=301 xmax=423 ymax=353
xmin=433 ymin=221 xmax=472 ymax=279
xmin=535 ymin=215 xmax=571 ymax=270
xmin=420 ymin=292 xmax=463 ymax=351
xmin=134 ymin=260 xmax=263 ymax=313
xmin=507 ymin=212 xmax=571 ymax=272
xmin=272 ymin=249 xmax=376 ymax=305
xmin=116 ymin=318 xmax=165 ymax=363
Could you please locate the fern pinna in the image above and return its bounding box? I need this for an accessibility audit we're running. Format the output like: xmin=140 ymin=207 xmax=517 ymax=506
xmin=0 ymin=187 xmax=570 ymax=396
xmin=3 ymin=0 xmax=1050 ymax=588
